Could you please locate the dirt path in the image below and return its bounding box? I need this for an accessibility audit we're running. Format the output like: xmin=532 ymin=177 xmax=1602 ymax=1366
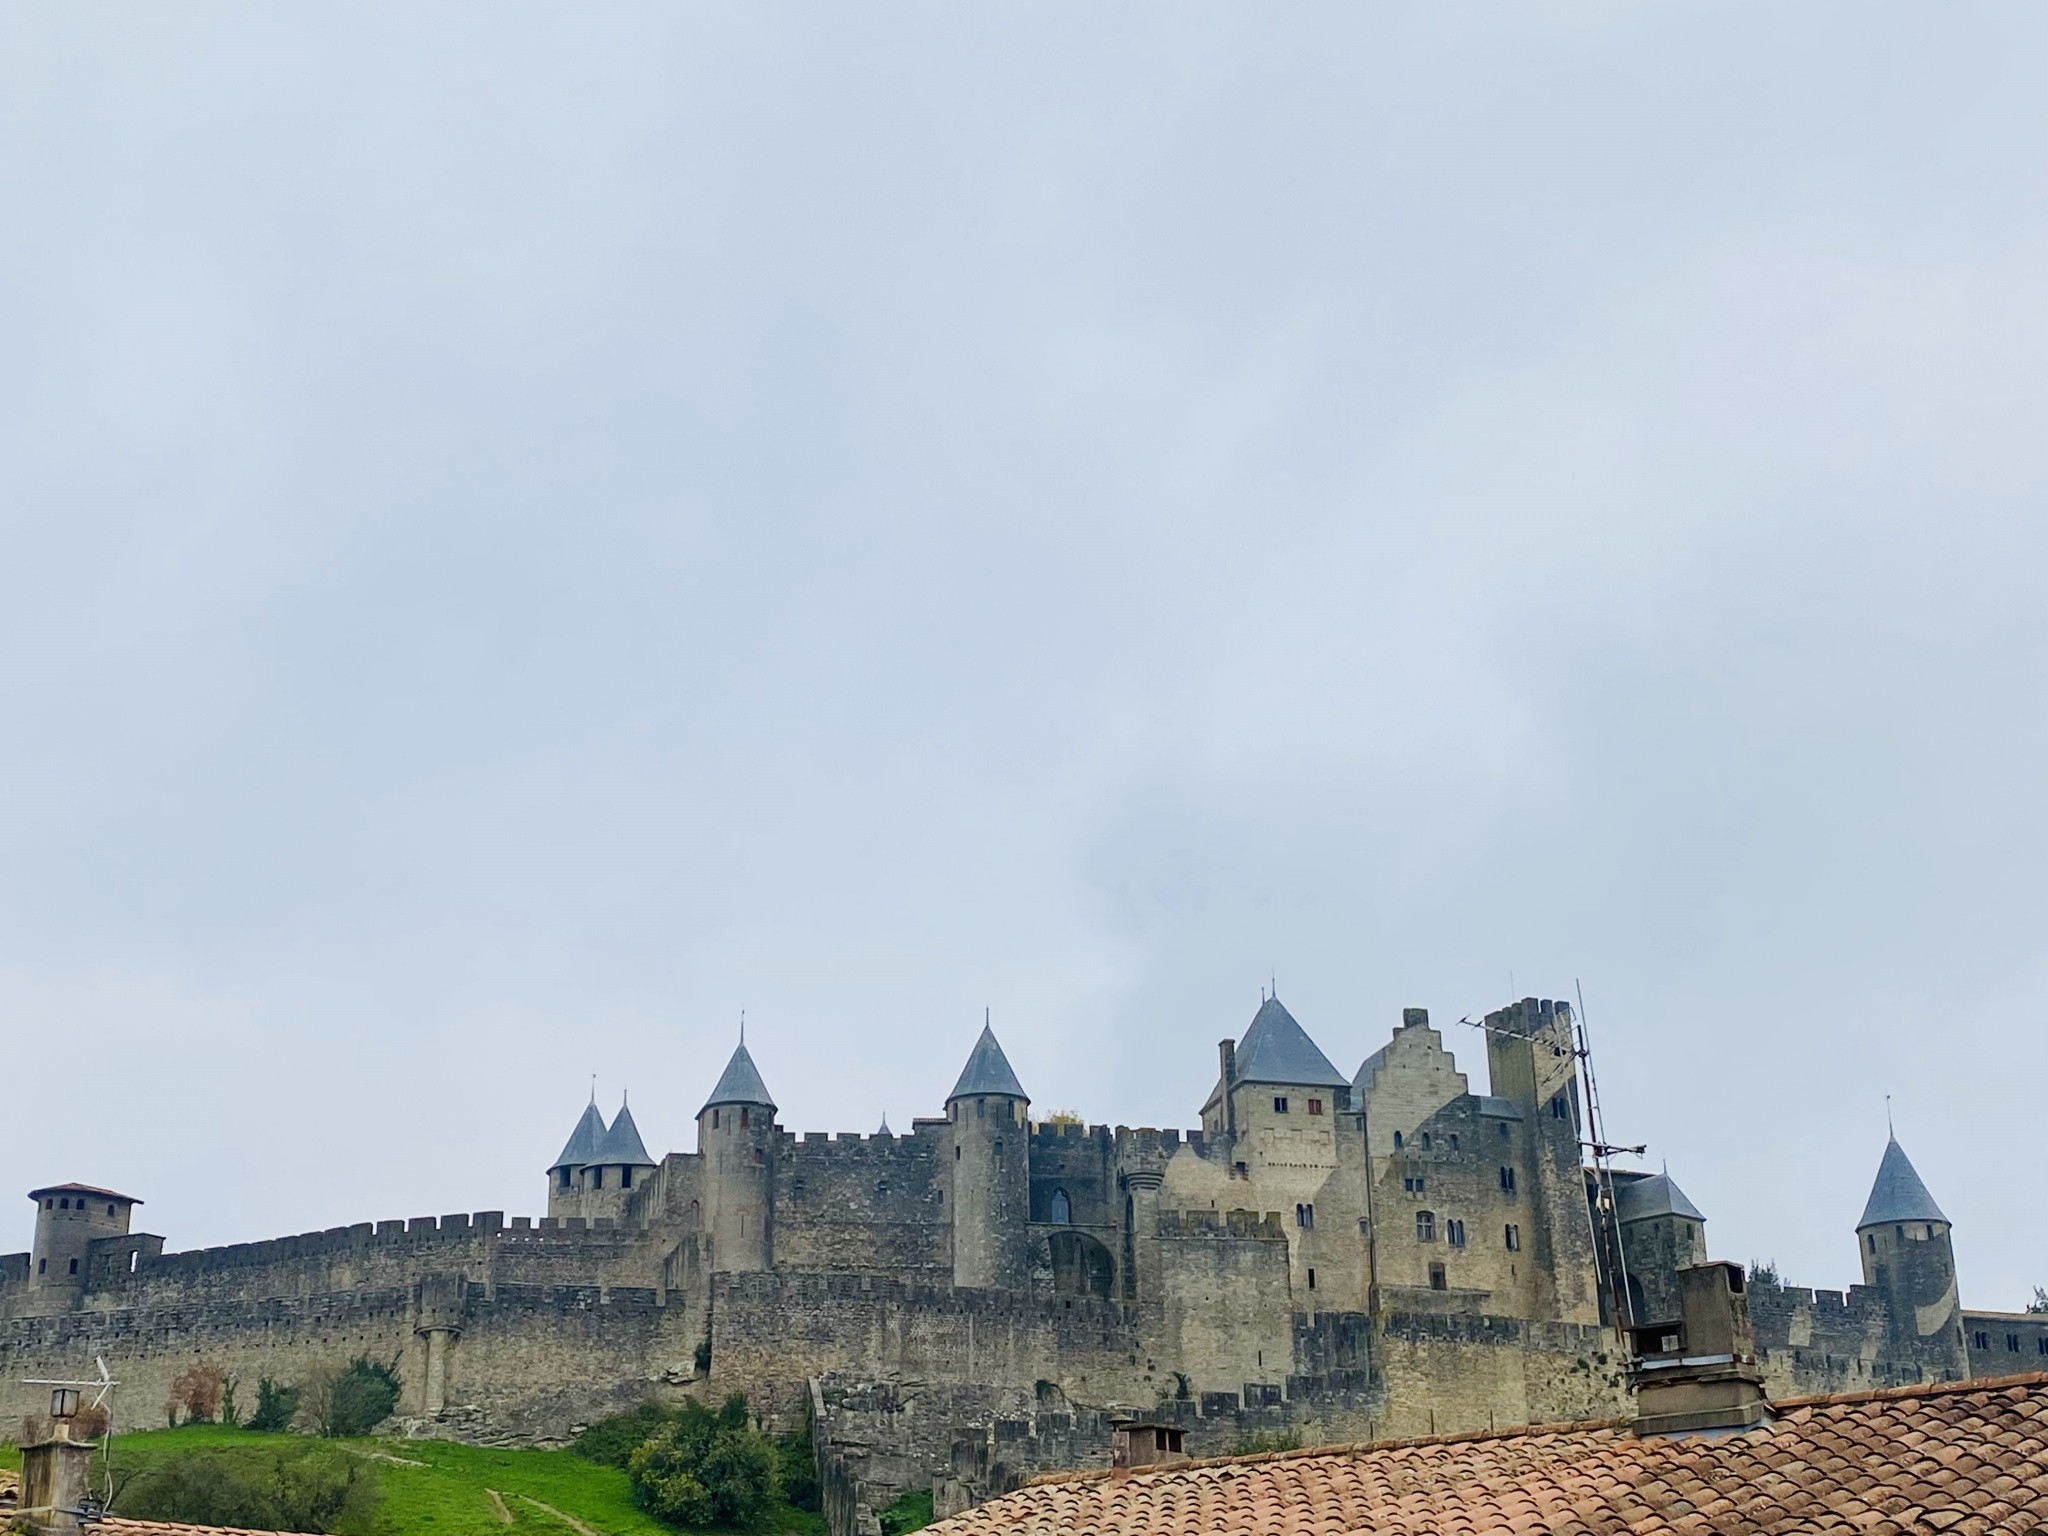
xmin=516 ymin=1491 xmax=603 ymax=1536
xmin=484 ymin=1487 xmax=514 ymax=1525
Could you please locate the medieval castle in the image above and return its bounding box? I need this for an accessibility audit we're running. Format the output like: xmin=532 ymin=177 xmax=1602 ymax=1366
xmin=3 ymin=994 xmax=2039 ymax=1527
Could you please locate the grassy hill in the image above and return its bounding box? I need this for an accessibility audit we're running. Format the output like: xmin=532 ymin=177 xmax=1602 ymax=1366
xmin=0 ymin=1424 xmax=829 ymax=1536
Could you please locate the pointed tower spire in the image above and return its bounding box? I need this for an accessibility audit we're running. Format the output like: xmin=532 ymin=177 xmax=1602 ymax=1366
xmin=1858 ymin=1136 xmax=1948 ymax=1229
xmin=701 ymin=1039 xmax=776 ymax=1114
xmin=549 ymin=1100 xmax=608 ymax=1174
xmin=947 ymin=1022 xmax=1028 ymax=1103
xmin=593 ymin=1093 xmax=656 ymax=1168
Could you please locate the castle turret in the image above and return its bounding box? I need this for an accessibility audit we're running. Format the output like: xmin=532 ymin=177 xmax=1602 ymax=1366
xmin=582 ymin=1095 xmax=657 ymax=1224
xmin=946 ymin=1022 xmax=1031 ymax=1290
xmin=1856 ymin=1136 xmax=1967 ymax=1377
xmin=1615 ymin=1169 xmax=1707 ymax=1325
xmin=546 ymin=1100 xmax=607 ymax=1220
xmin=1483 ymin=997 xmax=1602 ymax=1326
xmin=697 ymin=1040 xmax=776 ymax=1273
xmin=28 ymin=1183 xmax=138 ymax=1297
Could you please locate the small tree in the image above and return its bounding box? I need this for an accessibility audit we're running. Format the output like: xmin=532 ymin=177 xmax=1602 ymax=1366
xmin=168 ymin=1363 xmax=227 ymax=1425
xmin=297 ymin=1357 xmax=401 ymax=1438
xmin=247 ymin=1378 xmax=301 ymax=1434
xmin=628 ymin=1394 xmax=779 ymax=1528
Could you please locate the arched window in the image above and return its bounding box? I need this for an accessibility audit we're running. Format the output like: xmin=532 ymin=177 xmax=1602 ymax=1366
xmin=1050 ymin=1188 xmax=1072 ymax=1224
xmin=1393 ymin=1131 xmax=1404 ymax=1150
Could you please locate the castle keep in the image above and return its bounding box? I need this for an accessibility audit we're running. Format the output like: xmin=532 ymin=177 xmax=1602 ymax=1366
xmin=3 ymin=995 xmax=2035 ymax=1528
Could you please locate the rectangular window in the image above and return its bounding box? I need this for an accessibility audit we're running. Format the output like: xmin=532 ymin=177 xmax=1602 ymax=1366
xmin=1448 ymin=1219 xmax=1466 ymax=1248
xmin=1273 ymin=1096 xmax=1289 ymax=1113
xmin=1973 ymin=1331 xmax=1990 ymax=1350
xmin=1403 ymin=1175 xmax=1425 ymax=1194
xmin=1307 ymin=1098 xmax=1323 ymax=1116
xmin=1449 ymin=1133 xmax=1459 ymax=1150
xmin=1428 ymin=1262 xmax=1446 ymax=1290
xmin=558 ymin=1169 xmax=571 ymax=1191
xmin=591 ymin=1167 xmax=603 ymax=1190
xmin=2038 ymin=1337 xmax=2047 ymax=1357
xmin=1505 ymin=1223 xmax=1521 ymax=1252
xmin=740 ymin=1108 xmax=750 ymax=1129
xmin=1498 ymin=1167 xmax=1517 ymax=1194
xmin=2009 ymin=1334 xmax=2022 ymax=1352
xmin=621 ymin=1166 xmax=633 ymax=1189
xmin=1295 ymin=1203 xmax=1314 ymax=1229
xmin=1307 ymin=1267 xmax=1316 ymax=1290
xmin=68 ymin=1258 xmax=78 ymax=1275
xmin=1415 ymin=1211 xmax=1435 ymax=1242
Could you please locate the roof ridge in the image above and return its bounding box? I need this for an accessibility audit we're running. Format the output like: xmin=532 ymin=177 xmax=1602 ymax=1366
xmin=1015 ymin=1413 xmax=1631 ymax=1489
xmin=1771 ymin=1367 xmax=2048 ymax=1411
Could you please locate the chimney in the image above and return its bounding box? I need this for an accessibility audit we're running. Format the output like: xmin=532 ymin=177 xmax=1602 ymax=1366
xmin=1111 ymin=1419 xmax=1187 ymax=1471
xmin=1402 ymin=1007 xmax=1429 ymax=1030
xmin=1217 ymin=1039 xmax=1237 ymax=1138
xmin=1628 ymin=1261 xmax=1772 ymax=1436
xmin=19 ymin=1394 xmax=95 ymax=1535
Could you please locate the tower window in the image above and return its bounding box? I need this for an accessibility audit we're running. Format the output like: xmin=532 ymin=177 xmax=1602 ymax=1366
xmin=1447 ymin=1219 xmax=1466 ymax=1248
xmin=558 ymin=1169 xmax=571 ymax=1190
xmin=994 ymin=1140 xmax=1004 ymax=1157
xmin=68 ymin=1258 xmax=78 ymax=1274
xmin=621 ymin=1167 xmax=633 ymax=1189
xmin=38 ymin=1258 xmax=46 ymax=1274
xmin=2008 ymin=1334 xmax=2022 ymax=1353
xmin=1550 ymin=1096 xmax=1568 ymax=1120
xmin=1415 ymin=1211 xmax=1435 ymax=1242
xmin=751 ymin=1148 xmax=763 ymax=1166
xmin=1505 ymin=1223 xmax=1521 ymax=1252
xmin=591 ymin=1168 xmax=603 ymax=1190
xmin=1307 ymin=1098 xmax=1323 ymax=1116
xmin=1895 ymin=1224 xmax=1903 ymax=1239
xmin=44 ymin=1199 xmax=52 ymax=1209
xmin=59 ymin=1198 xmax=69 ymax=1210
xmin=1295 ymin=1204 xmax=1314 ymax=1230
xmin=2038 ymin=1338 xmax=2047 ymax=1357
xmin=1868 ymin=1233 xmax=1877 ymax=1254
xmin=1403 ymin=1176 xmax=1425 ymax=1194
xmin=1393 ymin=1131 xmax=1404 ymax=1150
xmin=713 ymin=1109 xmax=720 ymax=1129
xmin=1973 ymin=1330 xmax=1990 ymax=1350
xmin=107 ymin=1204 xmax=115 ymax=1216
xmin=1273 ymin=1096 xmax=1289 ymax=1114
xmin=1498 ymin=1122 xmax=1509 ymax=1139
xmin=1449 ymin=1134 xmax=1459 ymax=1151
xmin=954 ymin=1146 xmax=960 ymax=1160
xmin=1420 ymin=1133 xmax=1432 ymax=1151
xmin=978 ymin=1098 xmax=986 ymax=1119
xmin=1498 ymin=1167 xmax=1517 ymax=1194
xmin=1051 ymin=1189 xmax=1071 ymax=1224
xmin=1307 ymin=1267 xmax=1316 ymax=1290
xmin=740 ymin=1108 xmax=750 ymax=1129
xmin=1429 ymin=1262 xmax=1446 ymax=1290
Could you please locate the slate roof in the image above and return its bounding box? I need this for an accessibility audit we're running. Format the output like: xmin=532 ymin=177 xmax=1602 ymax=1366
xmin=1231 ymin=997 xmax=1350 ymax=1089
xmin=1474 ymin=1095 xmax=1524 ymax=1121
xmin=1614 ymin=1171 xmax=1705 ymax=1224
xmin=929 ymin=1373 xmax=2048 ymax=1536
xmin=948 ymin=1024 xmax=1028 ymax=1102
xmin=592 ymin=1100 xmax=655 ymax=1167
xmin=701 ymin=1042 xmax=776 ymax=1112
xmin=548 ymin=1101 xmax=608 ymax=1173
xmin=1859 ymin=1136 xmax=1949 ymax=1228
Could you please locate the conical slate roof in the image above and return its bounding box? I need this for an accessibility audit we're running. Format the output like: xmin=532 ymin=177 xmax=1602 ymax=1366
xmin=1858 ymin=1137 xmax=1948 ymax=1228
xmin=1230 ymin=996 xmax=1350 ymax=1089
xmin=550 ymin=1101 xmax=608 ymax=1173
xmin=593 ymin=1098 xmax=655 ymax=1167
xmin=948 ymin=1024 xmax=1028 ymax=1102
xmin=1615 ymin=1171 xmax=1705 ymax=1225
xmin=877 ymin=1114 xmax=893 ymax=1136
xmin=701 ymin=1042 xmax=776 ymax=1113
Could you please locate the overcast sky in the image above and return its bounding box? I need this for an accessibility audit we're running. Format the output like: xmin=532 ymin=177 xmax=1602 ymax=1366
xmin=3 ymin=5 xmax=2044 ymax=1310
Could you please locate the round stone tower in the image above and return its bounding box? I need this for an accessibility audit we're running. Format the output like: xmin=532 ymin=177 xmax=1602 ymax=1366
xmin=945 ymin=1021 xmax=1031 ymax=1290
xmin=1856 ymin=1135 xmax=1967 ymax=1374
xmin=29 ymin=1183 xmax=139 ymax=1296
xmin=697 ymin=1040 xmax=776 ymax=1273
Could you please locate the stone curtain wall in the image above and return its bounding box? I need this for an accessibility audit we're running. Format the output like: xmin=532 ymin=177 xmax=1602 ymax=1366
xmin=774 ymin=1134 xmax=950 ymax=1276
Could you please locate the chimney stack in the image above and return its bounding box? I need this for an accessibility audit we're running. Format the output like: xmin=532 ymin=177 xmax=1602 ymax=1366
xmin=1628 ymin=1261 xmax=1772 ymax=1436
xmin=18 ymin=1395 xmax=95 ymax=1535
xmin=1112 ymin=1419 xmax=1187 ymax=1471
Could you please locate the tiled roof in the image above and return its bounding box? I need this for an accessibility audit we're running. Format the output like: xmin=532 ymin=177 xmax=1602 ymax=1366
xmin=930 ymin=1373 xmax=2048 ymax=1536
xmin=26 ymin=1181 xmax=142 ymax=1204
xmin=97 ymin=1522 xmax=316 ymax=1535
xmin=1231 ymin=997 xmax=1350 ymax=1090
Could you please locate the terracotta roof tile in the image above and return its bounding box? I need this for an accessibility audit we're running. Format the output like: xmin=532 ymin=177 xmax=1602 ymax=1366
xmin=934 ymin=1375 xmax=2048 ymax=1536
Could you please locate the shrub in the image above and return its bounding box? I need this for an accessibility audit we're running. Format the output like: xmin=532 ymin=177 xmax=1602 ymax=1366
xmin=777 ymin=1416 xmax=820 ymax=1512
xmin=115 ymin=1444 xmax=378 ymax=1535
xmin=877 ymin=1487 xmax=934 ymax=1534
xmin=167 ymin=1362 xmax=227 ymax=1426
xmin=248 ymin=1377 xmax=302 ymax=1434
xmin=1231 ymin=1429 xmax=1301 ymax=1456
xmin=627 ymin=1394 xmax=779 ymax=1529
xmin=299 ymin=1357 xmax=401 ymax=1438
xmin=570 ymin=1402 xmax=675 ymax=1468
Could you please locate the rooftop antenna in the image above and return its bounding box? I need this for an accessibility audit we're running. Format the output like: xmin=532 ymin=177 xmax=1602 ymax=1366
xmin=589 ymin=1074 xmax=596 ymax=1106
xmin=1573 ymin=978 xmax=1644 ymax=1341
xmin=740 ymin=1009 xmax=745 ymax=1045
xmin=1886 ymin=1094 xmax=1894 ymax=1138
xmin=985 ymin=1006 xmax=990 ymax=1027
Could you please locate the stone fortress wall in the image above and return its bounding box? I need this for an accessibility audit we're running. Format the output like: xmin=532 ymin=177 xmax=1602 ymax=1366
xmin=0 ymin=990 xmax=2022 ymax=1533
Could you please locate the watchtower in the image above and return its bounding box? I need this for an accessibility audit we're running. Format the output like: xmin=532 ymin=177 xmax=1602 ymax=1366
xmin=28 ymin=1183 xmax=138 ymax=1295
xmin=1856 ymin=1136 xmax=1967 ymax=1377
xmin=946 ymin=1023 xmax=1031 ymax=1289
xmin=546 ymin=1099 xmax=607 ymax=1220
xmin=1614 ymin=1170 xmax=1707 ymax=1325
xmin=697 ymin=1040 xmax=776 ymax=1273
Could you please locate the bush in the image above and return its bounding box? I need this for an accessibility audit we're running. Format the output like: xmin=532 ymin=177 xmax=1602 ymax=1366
xmin=167 ymin=1362 xmax=227 ymax=1426
xmin=299 ymin=1357 xmax=401 ymax=1437
xmin=877 ymin=1488 xmax=934 ymax=1534
xmin=627 ymin=1394 xmax=780 ymax=1529
xmin=247 ymin=1377 xmax=302 ymax=1434
xmin=570 ymin=1402 xmax=676 ymax=1468
xmin=1231 ymin=1429 xmax=1301 ymax=1456
xmin=777 ymin=1416 xmax=820 ymax=1512
xmin=115 ymin=1444 xmax=378 ymax=1535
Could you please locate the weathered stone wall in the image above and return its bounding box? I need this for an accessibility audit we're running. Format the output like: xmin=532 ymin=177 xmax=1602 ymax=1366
xmin=1374 ymin=1311 xmax=1625 ymax=1438
xmin=1748 ymin=1273 xmax=1968 ymax=1397
xmin=775 ymin=1133 xmax=948 ymax=1275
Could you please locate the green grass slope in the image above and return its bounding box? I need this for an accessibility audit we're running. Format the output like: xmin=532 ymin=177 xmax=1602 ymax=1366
xmin=1 ymin=1426 xmax=825 ymax=1536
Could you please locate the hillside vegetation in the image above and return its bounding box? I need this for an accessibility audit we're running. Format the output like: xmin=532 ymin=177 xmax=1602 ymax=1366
xmin=0 ymin=1422 xmax=828 ymax=1536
